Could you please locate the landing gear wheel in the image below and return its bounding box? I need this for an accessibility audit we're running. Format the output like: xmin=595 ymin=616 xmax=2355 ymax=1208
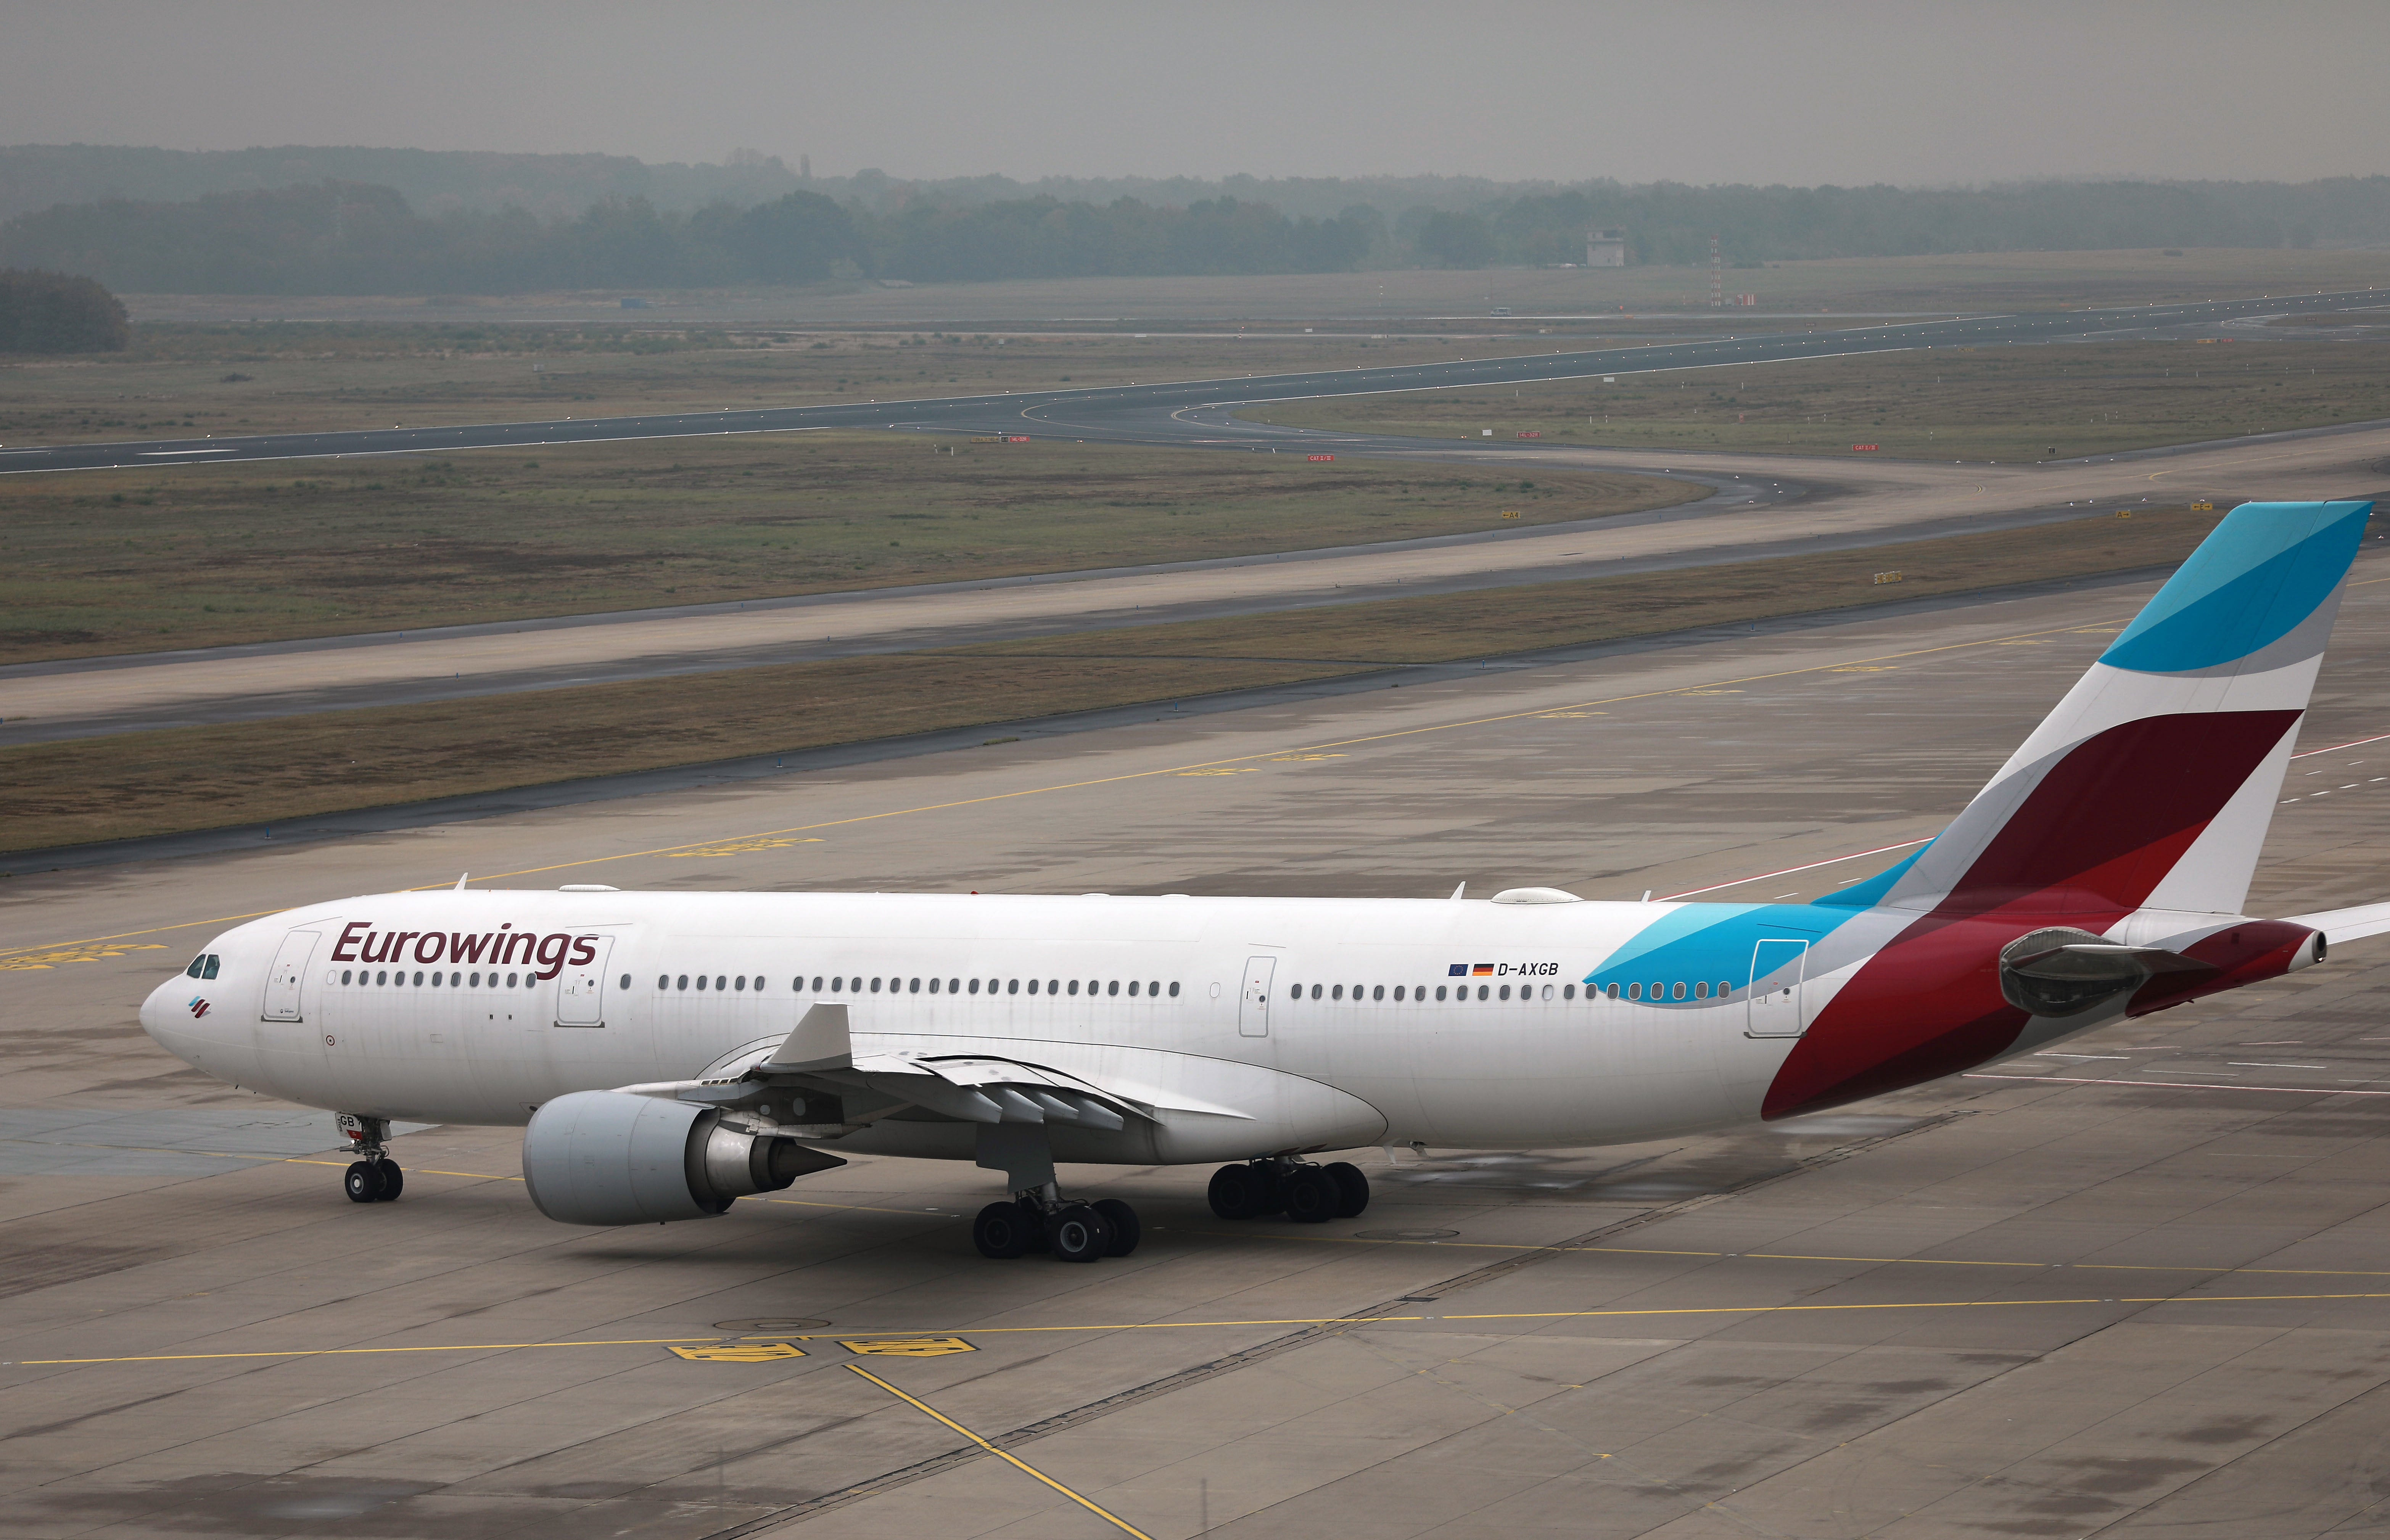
xmin=1283 ymin=1166 xmax=1342 ymax=1224
xmin=343 ymin=1160 xmax=385 ymax=1204
xmin=1324 ymin=1161 xmax=1369 ymax=1218
xmin=372 ymin=1160 xmax=404 ymax=1202
xmin=1093 ymin=1198 xmax=1141 ymax=1257
xmin=1047 ymin=1204 xmax=1113 ymax=1263
xmin=1208 ymin=1163 xmax=1268 ymax=1220
xmin=972 ymin=1200 xmax=1033 ymax=1258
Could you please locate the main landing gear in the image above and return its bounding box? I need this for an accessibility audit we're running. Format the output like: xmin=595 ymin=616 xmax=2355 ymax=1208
xmin=973 ymin=1184 xmax=1141 ymax=1263
xmin=338 ymin=1113 xmax=404 ymax=1204
xmin=1208 ymin=1159 xmax=1369 ymax=1223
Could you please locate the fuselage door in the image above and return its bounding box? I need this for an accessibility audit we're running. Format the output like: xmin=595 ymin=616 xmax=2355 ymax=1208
xmin=1239 ymin=956 xmax=1276 ymax=1038
xmin=555 ymin=936 xmax=614 ymax=1027
xmin=1746 ymin=937 xmax=1811 ymax=1038
xmin=262 ymin=930 xmax=320 ymax=1021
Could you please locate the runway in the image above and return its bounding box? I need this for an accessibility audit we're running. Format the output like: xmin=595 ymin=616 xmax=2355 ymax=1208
xmin=7 ymin=414 xmax=2386 ymax=746
xmin=8 ymin=566 xmax=2390 ymax=1537
xmin=3 ymin=287 xmax=2382 ymax=478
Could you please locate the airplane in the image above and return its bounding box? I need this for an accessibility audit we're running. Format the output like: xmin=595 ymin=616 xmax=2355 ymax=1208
xmin=143 ymin=499 xmax=2390 ymax=1265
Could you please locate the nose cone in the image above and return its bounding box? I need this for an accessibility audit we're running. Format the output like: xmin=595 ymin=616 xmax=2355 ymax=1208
xmin=142 ymin=974 xmax=206 ymax=1067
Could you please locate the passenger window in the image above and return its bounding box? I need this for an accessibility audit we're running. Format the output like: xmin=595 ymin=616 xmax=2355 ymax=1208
xmin=1695 ymin=981 xmax=1709 ymax=999
xmin=1627 ymin=983 xmax=1642 ymax=1001
xmin=1331 ymin=984 xmax=1343 ymax=1001
xmin=1434 ymin=985 xmax=1447 ymax=1001
xmin=1167 ymin=982 xmax=1178 ymax=997
xmin=1009 ymin=979 xmax=1020 ymax=994
xmin=1047 ymin=978 xmax=1059 ymax=994
xmin=1068 ymin=980 xmax=1080 ymax=995
xmin=1107 ymin=980 xmax=1120 ymax=996
xmin=1392 ymin=986 xmax=1403 ymax=1001
xmin=431 ymin=972 xmax=443 ymax=987
xmin=1606 ymin=983 xmax=1620 ymax=999
xmin=1563 ymin=984 xmax=1576 ymax=999
xmin=1719 ymin=980 xmax=1733 ymax=996
xmin=716 ymin=975 xmax=727 ymax=991
xmin=676 ymin=974 xmax=688 ymax=990
xmin=1127 ymin=980 xmax=1139 ymax=997
xmin=1287 ymin=984 xmax=1300 ymax=1000
xmin=697 ymin=975 xmax=708 ymax=991
xmin=1672 ymin=982 xmax=1687 ymax=1000
xmin=735 ymin=976 xmax=747 ymax=991
xmin=203 ymin=955 xmax=221 ymax=980
xmin=1028 ymin=979 xmax=1039 ymax=994
xmin=1372 ymin=985 xmax=1384 ymax=1001
xmin=411 ymin=971 xmax=423 ymax=986
xmin=1541 ymin=984 xmax=1554 ymax=1001
xmin=1498 ymin=985 xmax=1510 ymax=1001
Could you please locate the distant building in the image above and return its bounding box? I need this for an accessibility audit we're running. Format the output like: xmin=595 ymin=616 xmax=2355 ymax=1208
xmin=1585 ymin=230 xmax=1626 ymax=267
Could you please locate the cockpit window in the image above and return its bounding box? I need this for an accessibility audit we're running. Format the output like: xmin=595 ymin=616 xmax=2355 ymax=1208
xmin=201 ymin=955 xmax=220 ymax=980
xmin=186 ymin=956 xmax=204 ymax=978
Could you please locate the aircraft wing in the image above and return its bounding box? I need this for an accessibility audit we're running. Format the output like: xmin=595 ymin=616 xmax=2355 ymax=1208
xmin=609 ymin=1002 xmax=1244 ymax=1134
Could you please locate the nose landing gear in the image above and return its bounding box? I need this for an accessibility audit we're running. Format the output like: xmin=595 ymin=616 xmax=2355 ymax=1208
xmin=1208 ymin=1159 xmax=1369 ymax=1223
xmin=337 ymin=1113 xmax=404 ymax=1204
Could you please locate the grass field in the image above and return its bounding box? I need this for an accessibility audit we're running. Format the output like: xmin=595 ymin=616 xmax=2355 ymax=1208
xmin=0 ymin=327 xmax=1626 ymax=446
xmin=0 ymin=433 xmax=1691 ymax=663
xmin=118 ymin=246 xmax=2390 ymax=326
xmin=1245 ymin=341 xmax=2390 ymax=463
xmin=1 ymin=502 xmax=2221 ymax=853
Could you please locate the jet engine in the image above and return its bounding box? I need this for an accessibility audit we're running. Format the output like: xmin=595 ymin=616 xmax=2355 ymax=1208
xmin=521 ymin=1089 xmax=845 ymax=1226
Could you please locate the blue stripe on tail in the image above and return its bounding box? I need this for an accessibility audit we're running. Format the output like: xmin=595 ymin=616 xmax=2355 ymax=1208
xmin=2100 ymin=501 xmax=2371 ymax=675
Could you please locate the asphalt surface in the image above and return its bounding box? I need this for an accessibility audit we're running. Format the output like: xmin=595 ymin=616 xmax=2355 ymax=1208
xmin=9 ymin=573 xmax=2390 ymax=1538
xmin=5 ymin=287 xmax=2384 ymax=474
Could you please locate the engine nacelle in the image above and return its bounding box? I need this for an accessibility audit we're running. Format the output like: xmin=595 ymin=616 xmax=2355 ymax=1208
xmin=521 ymin=1089 xmax=845 ymax=1226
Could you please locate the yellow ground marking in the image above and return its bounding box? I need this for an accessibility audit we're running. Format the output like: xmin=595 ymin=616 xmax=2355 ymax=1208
xmin=16 ymin=1336 xmax=721 ymax=1365
xmin=30 ymin=1293 xmax=2389 ymax=1368
xmin=841 ymin=1336 xmax=976 ymax=1357
xmin=670 ymin=1341 xmax=807 ymax=1362
xmin=663 ymin=837 xmax=824 ymax=858
xmin=0 ymin=942 xmax=167 ymax=972
xmin=845 ymin=1364 xmax=1156 ymax=1540
xmin=1156 ymin=1223 xmax=2390 ymax=1278
xmin=0 ymin=608 xmax=2174 ymax=960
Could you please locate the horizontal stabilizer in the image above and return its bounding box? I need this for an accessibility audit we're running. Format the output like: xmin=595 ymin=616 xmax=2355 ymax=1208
xmin=2007 ymin=942 xmax=2216 ymax=978
xmin=2281 ymin=900 xmax=2390 ymax=945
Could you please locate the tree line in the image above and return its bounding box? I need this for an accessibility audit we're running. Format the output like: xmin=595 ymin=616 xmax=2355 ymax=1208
xmin=0 ymin=182 xmax=1372 ymax=294
xmin=0 ymin=268 xmax=127 ymax=352
xmin=1 ymin=174 xmax=2382 ymax=295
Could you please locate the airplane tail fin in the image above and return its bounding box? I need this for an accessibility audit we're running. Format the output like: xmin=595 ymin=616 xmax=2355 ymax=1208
xmin=1876 ymin=500 xmax=2373 ymax=920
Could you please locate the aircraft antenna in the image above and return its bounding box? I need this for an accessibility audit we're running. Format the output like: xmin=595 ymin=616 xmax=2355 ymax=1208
xmin=454 ymin=873 xmax=468 ymax=891
xmin=1449 ymin=882 xmax=1466 ymax=900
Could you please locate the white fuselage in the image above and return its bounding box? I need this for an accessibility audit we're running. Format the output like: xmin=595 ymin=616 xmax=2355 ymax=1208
xmin=142 ymin=888 xmax=1813 ymax=1159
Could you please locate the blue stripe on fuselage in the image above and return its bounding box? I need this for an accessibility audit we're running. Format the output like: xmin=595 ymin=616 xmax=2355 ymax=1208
xmin=1584 ymin=846 xmax=1929 ymax=999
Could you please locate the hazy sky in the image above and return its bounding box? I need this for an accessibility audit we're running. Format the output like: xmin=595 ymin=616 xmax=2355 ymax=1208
xmin=4 ymin=1 xmax=2384 ymax=186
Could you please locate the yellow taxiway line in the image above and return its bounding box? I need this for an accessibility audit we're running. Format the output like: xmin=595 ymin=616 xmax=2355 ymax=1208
xmin=846 ymin=1364 xmax=1155 ymax=1539
xmin=18 ymin=1292 xmax=2388 ymax=1367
